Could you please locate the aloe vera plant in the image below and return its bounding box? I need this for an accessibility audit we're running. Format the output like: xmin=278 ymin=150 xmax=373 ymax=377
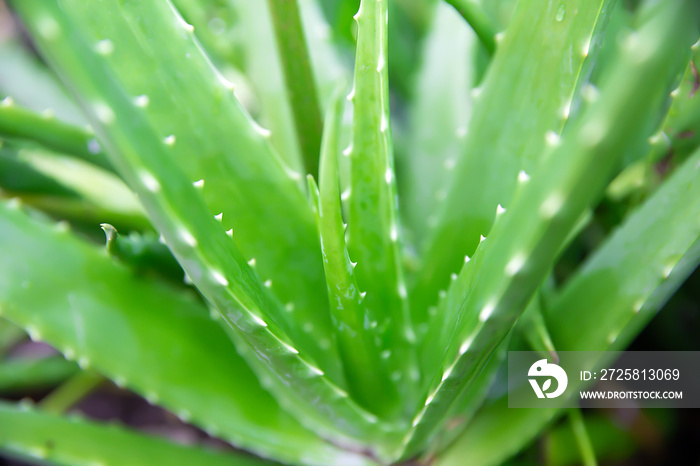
xmin=0 ymin=0 xmax=699 ymax=464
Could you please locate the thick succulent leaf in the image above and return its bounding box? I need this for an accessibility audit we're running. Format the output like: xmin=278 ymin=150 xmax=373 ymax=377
xmin=398 ymin=2 xmax=474 ymax=251
xmin=435 ymin=397 xmax=555 ymax=466
xmin=479 ymin=0 xmax=518 ymax=33
xmin=17 ymin=147 xmax=146 ymax=228
xmin=0 ymin=143 xmax=148 ymax=232
xmin=171 ymin=0 xmax=244 ymax=72
xmin=606 ymin=35 xmax=699 ymax=202
xmin=266 ymin=0 xmax=323 ymax=177
xmin=443 ymin=0 xmax=497 ymax=54
xmin=101 ymin=224 xmax=184 ymax=285
xmin=347 ymin=0 xmax=418 ymax=406
xmin=410 ymin=0 xmax=615 ymax=324
xmin=0 ymin=402 xmax=270 ymax=466
xmin=547 ymin=164 xmax=700 ymax=351
xmin=234 ymin=0 xmax=304 ymax=172
xmin=0 ymin=98 xmax=111 ymax=171
xmin=12 ymin=0 xmax=340 ymax=379
xmin=583 ymin=2 xmax=673 ymax=171
xmin=12 ymin=0 xmax=397 ymax=453
xmin=296 ymin=0 xmax=349 ymax=107
xmin=0 ymin=357 xmax=77 ymax=395
xmin=311 ymin=94 xmax=397 ymax=417
xmin=0 ymin=144 xmax=77 ymax=198
xmin=234 ymin=0 xmax=347 ymax=174
xmin=404 ymin=2 xmax=698 ymax=457
xmin=422 ymin=335 xmax=510 ymax=459
xmin=424 ymin=275 xmax=562 ymax=453
xmin=0 ymin=201 xmax=372 ymax=466
xmin=386 ymin=0 xmax=441 ymax=100
xmin=437 ymin=144 xmax=700 ymax=466
xmin=664 ymin=40 xmax=700 ymax=161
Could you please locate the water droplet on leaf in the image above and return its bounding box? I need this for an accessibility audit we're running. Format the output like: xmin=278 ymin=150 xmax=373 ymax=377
xmin=555 ymin=4 xmax=566 ymax=22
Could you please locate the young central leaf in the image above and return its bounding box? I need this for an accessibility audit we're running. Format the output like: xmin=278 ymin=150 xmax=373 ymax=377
xmin=346 ymin=0 xmax=418 ymax=411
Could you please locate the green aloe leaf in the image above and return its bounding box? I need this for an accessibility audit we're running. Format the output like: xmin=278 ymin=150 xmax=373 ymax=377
xmin=310 ymin=92 xmax=397 ymax=417
xmin=0 ymin=401 xmax=270 ymax=466
xmin=593 ymin=30 xmax=697 ymax=203
xmin=423 ymin=334 xmax=511 ymax=459
xmin=411 ymin=0 xmax=615 ymax=325
xmin=0 ymin=200 xmax=372 ymax=466
xmin=11 ymin=0 xmax=340 ymax=382
xmin=398 ymin=2 xmax=475 ymax=251
xmin=347 ymin=0 xmax=418 ymax=407
xmin=0 ymin=142 xmax=148 ymax=232
xmin=0 ymin=98 xmax=111 ymax=171
xmin=15 ymin=147 xmax=147 ymax=230
xmin=11 ymin=0 xmax=397 ymax=453
xmin=547 ymin=160 xmax=700 ymax=351
xmin=0 ymin=144 xmax=78 ymax=198
xmin=443 ymin=0 xmax=498 ymax=54
xmin=405 ymin=1 xmax=697 ymax=457
xmin=266 ymin=0 xmax=323 ymax=178
xmin=0 ymin=357 xmax=78 ymax=395
xmin=664 ymin=40 xmax=700 ymax=161
xmin=100 ymin=223 xmax=184 ymax=285
xmin=2 ymin=0 xmax=696 ymax=463
xmin=232 ymin=0 xmax=347 ymax=175
xmin=437 ymin=131 xmax=700 ymax=466
xmin=234 ymin=0 xmax=304 ymax=173
xmin=171 ymin=0 xmax=244 ymax=72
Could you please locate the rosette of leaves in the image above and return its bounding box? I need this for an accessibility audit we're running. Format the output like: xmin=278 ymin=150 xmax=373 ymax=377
xmin=0 ymin=0 xmax=698 ymax=464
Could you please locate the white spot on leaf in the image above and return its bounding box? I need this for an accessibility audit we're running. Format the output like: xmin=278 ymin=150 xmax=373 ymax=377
xmin=139 ymin=171 xmax=160 ymax=193
xmin=134 ymin=95 xmax=150 ymax=107
xmin=211 ymin=270 xmax=228 ymax=286
xmin=479 ymin=303 xmax=494 ymax=322
xmin=95 ymin=39 xmax=114 ymax=56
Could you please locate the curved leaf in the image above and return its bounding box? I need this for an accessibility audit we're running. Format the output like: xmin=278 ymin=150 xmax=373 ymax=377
xmin=405 ymin=1 xmax=697 ymax=456
xmin=11 ymin=0 xmax=399 ymax=454
xmin=347 ymin=0 xmax=418 ymax=409
xmin=12 ymin=0 xmax=340 ymax=381
xmin=311 ymin=93 xmax=397 ymax=417
xmin=437 ymin=131 xmax=700 ymax=466
xmin=0 ymin=200 xmax=372 ymax=466
xmin=0 ymin=401 xmax=270 ymax=466
xmin=411 ymin=0 xmax=615 ymax=325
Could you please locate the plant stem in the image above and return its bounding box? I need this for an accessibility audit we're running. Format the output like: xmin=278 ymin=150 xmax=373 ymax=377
xmin=444 ymin=0 xmax=497 ymax=55
xmin=568 ymin=408 xmax=598 ymax=466
xmin=266 ymin=0 xmax=322 ymax=178
xmin=39 ymin=370 xmax=103 ymax=414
